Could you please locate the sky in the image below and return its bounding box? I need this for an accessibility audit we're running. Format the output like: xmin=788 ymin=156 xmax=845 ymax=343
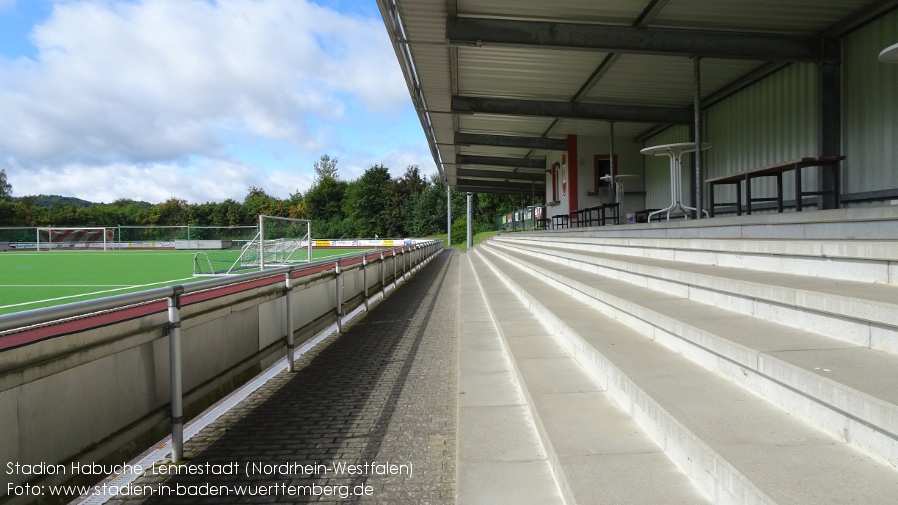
xmin=0 ymin=0 xmax=434 ymax=204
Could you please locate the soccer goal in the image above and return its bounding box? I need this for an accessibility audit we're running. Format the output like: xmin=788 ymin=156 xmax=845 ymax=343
xmin=193 ymin=216 xmax=312 ymax=276
xmin=36 ymin=227 xmax=114 ymax=251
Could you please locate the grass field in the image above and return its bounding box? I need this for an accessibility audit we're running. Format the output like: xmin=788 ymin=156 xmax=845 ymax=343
xmin=0 ymin=248 xmax=369 ymax=316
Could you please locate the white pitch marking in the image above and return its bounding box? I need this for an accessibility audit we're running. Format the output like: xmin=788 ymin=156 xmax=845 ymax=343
xmin=0 ymin=277 xmax=197 ymax=310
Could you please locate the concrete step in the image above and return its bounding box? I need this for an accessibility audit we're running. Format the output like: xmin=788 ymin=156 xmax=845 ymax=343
xmin=457 ymin=254 xmax=563 ymax=505
xmin=495 ymin=234 xmax=898 ymax=284
xmin=489 ymin=238 xmax=898 ymax=353
xmin=472 ymin=245 xmax=898 ymax=505
xmin=481 ymin=240 xmax=898 ymax=469
xmin=526 ymin=205 xmax=898 ymax=241
xmin=465 ymin=252 xmax=709 ymax=505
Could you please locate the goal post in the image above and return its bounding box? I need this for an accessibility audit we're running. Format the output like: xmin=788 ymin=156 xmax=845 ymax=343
xmin=193 ymin=216 xmax=312 ymax=276
xmin=36 ymin=227 xmax=113 ymax=251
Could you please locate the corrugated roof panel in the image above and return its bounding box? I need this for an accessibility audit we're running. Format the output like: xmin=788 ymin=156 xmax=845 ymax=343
xmin=459 ymin=114 xmax=556 ymax=136
xmin=458 ymin=146 xmax=533 ymax=158
xmin=397 ymin=0 xmax=447 ymax=42
xmin=552 ymin=120 xmax=649 ymax=139
xmin=582 ymin=54 xmax=760 ymax=107
xmin=457 ymin=46 xmax=606 ymax=100
xmin=457 ymin=0 xmax=643 ymax=24
xmin=649 ymin=0 xmax=871 ymax=34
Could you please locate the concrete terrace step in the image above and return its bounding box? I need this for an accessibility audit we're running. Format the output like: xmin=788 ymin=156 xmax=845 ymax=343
xmin=489 ymin=237 xmax=898 ymax=353
xmin=495 ymin=235 xmax=898 ymax=284
xmin=527 ymin=205 xmax=898 ymax=241
xmin=457 ymin=255 xmax=562 ymax=505
xmin=465 ymin=253 xmax=709 ymax=505
xmin=472 ymin=245 xmax=898 ymax=505
xmin=481 ymin=240 xmax=898 ymax=468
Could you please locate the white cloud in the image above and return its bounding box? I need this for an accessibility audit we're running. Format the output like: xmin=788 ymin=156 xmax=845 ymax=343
xmin=0 ymin=0 xmax=412 ymax=201
xmin=5 ymin=158 xmax=315 ymax=203
xmin=0 ymin=0 xmax=15 ymax=11
xmin=378 ymin=145 xmax=439 ymax=178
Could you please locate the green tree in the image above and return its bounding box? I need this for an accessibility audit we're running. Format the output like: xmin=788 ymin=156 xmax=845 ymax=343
xmin=243 ymin=186 xmax=283 ymax=218
xmin=305 ymin=155 xmax=348 ymax=237
xmin=345 ymin=164 xmax=393 ymax=238
xmin=0 ymin=169 xmax=11 ymax=200
xmin=387 ymin=165 xmax=426 ymax=237
xmin=408 ymin=174 xmax=459 ymax=237
xmin=152 ymin=198 xmax=189 ymax=226
xmin=314 ymin=154 xmax=339 ymax=181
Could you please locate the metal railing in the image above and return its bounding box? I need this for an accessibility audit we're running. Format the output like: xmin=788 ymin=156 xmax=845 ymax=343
xmin=0 ymin=240 xmax=443 ymax=464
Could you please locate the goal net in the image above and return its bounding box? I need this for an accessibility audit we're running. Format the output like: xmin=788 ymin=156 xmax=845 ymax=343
xmin=36 ymin=227 xmax=113 ymax=251
xmin=193 ymin=216 xmax=312 ymax=276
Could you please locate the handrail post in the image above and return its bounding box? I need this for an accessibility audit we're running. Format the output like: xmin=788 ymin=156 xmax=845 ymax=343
xmin=392 ymin=249 xmax=397 ymax=290
xmin=167 ymin=286 xmax=185 ymax=463
xmin=404 ymin=247 xmax=409 ymax=280
xmin=335 ymin=261 xmax=342 ymax=333
xmin=380 ymin=252 xmax=386 ymax=297
xmin=362 ymin=256 xmax=369 ymax=311
xmin=285 ymin=269 xmax=295 ymax=372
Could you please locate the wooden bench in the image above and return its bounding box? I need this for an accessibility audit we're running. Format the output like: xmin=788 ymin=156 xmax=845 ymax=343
xmin=706 ymin=156 xmax=845 ymax=216
xmin=571 ymin=203 xmax=620 ymax=227
xmin=551 ymin=214 xmax=569 ymax=229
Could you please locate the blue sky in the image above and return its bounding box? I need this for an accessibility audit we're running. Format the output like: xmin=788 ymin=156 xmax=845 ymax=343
xmin=0 ymin=0 xmax=433 ymax=203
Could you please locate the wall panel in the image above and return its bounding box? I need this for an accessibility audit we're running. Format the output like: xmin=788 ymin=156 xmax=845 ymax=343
xmin=843 ymin=9 xmax=898 ymax=197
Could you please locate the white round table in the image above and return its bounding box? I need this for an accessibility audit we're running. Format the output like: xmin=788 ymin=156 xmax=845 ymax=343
xmin=640 ymin=142 xmax=711 ymax=222
xmin=880 ymin=43 xmax=898 ymax=63
xmin=599 ymin=174 xmax=639 ymax=206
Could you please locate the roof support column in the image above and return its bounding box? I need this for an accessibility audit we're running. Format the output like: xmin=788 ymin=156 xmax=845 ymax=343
xmin=446 ymin=181 xmax=452 ymax=244
xmin=693 ymin=56 xmax=704 ymax=219
xmin=567 ymin=135 xmax=579 ymax=214
xmin=819 ymin=38 xmax=842 ymax=209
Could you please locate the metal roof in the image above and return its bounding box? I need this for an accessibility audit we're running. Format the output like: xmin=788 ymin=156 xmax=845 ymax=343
xmin=378 ymin=0 xmax=898 ymax=195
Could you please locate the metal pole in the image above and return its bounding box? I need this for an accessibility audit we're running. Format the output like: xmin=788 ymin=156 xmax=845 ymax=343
xmin=285 ymin=270 xmax=295 ymax=372
xmin=380 ymin=252 xmax=386 ymax=296
xmin=307 ymin=221 xmax=312 ymax=263
xmin=467 ymin=192 xmax=474 ymax=249
xmin=167 ymin=286 xmax=185 ymax=462
xmin=447 ymin=182 xmax=452 ymax=246
xmin=258 ymin=214 xmax=266 ymax=270
xmin=609 ymin=121 xmax=617 ymax=203
xmin=694 ymin=56 xmax=703 ymax=219
xmin=363 ymin=256 xmax=369 ymax=311
xmin=335 ymin=261 xmax=342 ymax=333
xmin=403 ymin=247 xmax=409 ymax=280
xmin=392 ymin=249 xmax=397 ymax=290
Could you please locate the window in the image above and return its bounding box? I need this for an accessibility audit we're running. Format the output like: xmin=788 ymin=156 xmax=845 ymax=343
xmin=594 ymin=154 xmax=619 ymax=192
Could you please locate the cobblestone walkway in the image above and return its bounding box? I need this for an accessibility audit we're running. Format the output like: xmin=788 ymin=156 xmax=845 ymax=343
xmin=113 ymin=249 xmax=458 ymax=504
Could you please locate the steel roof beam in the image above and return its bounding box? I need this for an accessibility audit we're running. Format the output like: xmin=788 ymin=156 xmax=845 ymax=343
xmin=456 ymin=153 xmax=546 ymax=169
xmin=456 ymin=168 xmax=544 ymax=182
xmin=455 ymin=132 xmax=567 ymax=150
xmin=446 ymin=18 xmax=826 ymax=62
xmin=456 ymin=179 xmax=544 ymax=193
xmin=456 ymin=186 xmax=536 ymax=196
xmin=453 ymin=95 xmax=692 ymax=125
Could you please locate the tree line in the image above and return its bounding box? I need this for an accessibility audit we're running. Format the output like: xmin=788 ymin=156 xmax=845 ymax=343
xmin=0 ymin=156 xmax=536 ymax=242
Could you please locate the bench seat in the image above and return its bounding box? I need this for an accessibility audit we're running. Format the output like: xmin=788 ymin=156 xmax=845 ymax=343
xmin=571 ymin=203 xmax=620 ymax=227
xmin=706 ymin=155 xmax=845 ymax=216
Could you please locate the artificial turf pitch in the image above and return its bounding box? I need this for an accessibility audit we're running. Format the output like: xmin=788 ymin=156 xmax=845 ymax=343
xmin=0 ymin=248 xmax=367 ymax=316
